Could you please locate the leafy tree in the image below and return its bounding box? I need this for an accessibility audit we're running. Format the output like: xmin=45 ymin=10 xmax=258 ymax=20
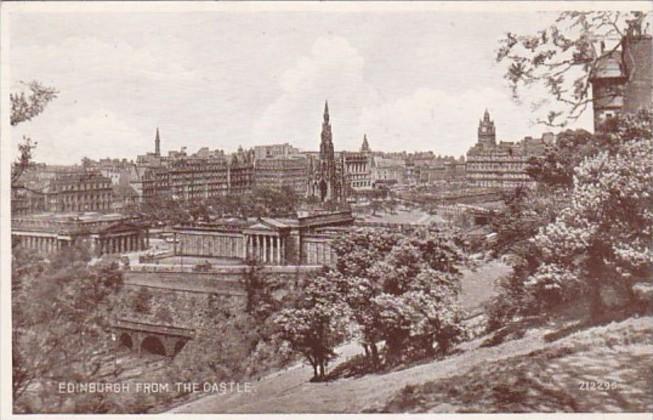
xmin=489 ymin=185 xmax=570 ymax=256
xmin=526 ymin=129 xmax=594 ymax=188
xmin=12 ymin=248 xmax=123 ymax=413
xmin=497 ymin=11 xmax=650 ymax=127
xmin=527 ymin=112 xmax=653 ymax=190
xmin=527 ymin=135 xmax=653 ymax=319
xmin=488 ymin=110 xmax=653 ymax=331
xmin=10 ymin=81 xmax=58 ymax=185
xmin=273 ymin=273 xmax=347 ymax=380
xmin=331 ymin=227 xmax=466 ymax=367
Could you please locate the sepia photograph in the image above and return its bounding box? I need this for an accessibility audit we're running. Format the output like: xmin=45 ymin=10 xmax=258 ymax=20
xmin=1 ymin=1 xmax=652 ymax=418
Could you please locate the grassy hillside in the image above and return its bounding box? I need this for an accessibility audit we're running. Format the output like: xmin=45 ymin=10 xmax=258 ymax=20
xmin=378 ymin=316 xmax=653 ymax=413
xmin=170 ymin=257 xmax=650 ymax=414
xmin=172 ymin=315 xmax=652 ymax=413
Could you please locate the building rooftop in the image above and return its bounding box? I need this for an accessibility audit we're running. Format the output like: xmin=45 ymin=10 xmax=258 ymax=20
xmin=14 ymin=211 xmax=130 ymax=223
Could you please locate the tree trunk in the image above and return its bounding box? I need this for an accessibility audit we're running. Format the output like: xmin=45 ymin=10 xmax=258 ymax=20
xmin=588 ymin=256 xmax=606 ymax=323
xmin=370 ymin=342 xmax=380 ymax=368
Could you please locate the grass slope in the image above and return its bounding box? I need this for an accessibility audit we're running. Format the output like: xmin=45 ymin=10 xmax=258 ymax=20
xmin=379 ymin=316 xmax=653 ymax=413
xmin=172 ymin=316 xmax=652 ymax=414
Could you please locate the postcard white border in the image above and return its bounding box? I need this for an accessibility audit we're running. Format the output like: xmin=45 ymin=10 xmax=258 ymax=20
xmin=1 ymin=1 xmax=652 ymax=419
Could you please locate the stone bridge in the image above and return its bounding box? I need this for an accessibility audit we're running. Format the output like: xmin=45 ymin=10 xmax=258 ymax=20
xmin=112 ymin=318 xmax=195 ymax=357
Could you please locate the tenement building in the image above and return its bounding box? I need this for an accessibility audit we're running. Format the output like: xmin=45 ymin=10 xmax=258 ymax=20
xmin=172 ymin=210 xmax=354 ymax=266
xmin=466 ymin=110 xmax=553 ymax=189
xmin=589 ymin=23 xmax=652 ymax=132
xmin=12 ymin=212 xmax=149 ymax=256
xmin=307 ymin=101 xmax=348 ymax=202
xmin=46 ymin=171 xmax=113 ymax=212
xmin=254 ymin=143 xmax=300 ymax=160
xmin=342 ymin=134 xmax=373 ymax=191
xmin=139 ymin=147 xmax=255 ymax=204
xmin=254 ymin=154 xmax=308 ymax=195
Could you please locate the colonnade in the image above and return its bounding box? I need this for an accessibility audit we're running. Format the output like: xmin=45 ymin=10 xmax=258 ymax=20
xmin=18 ymin=235 xmax=63 ymax=253
xmin=244 ymin=234 xmax=285 ymax=264
xmin=98 ymin=232 xmax=147 ymax=255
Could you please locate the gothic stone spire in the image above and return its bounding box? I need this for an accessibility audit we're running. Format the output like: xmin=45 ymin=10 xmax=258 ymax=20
xmin=155 ymin=127 xmax=161 ymax=156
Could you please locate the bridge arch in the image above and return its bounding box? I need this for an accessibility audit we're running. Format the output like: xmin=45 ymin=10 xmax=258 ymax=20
xmin=174 ymin=340 xmax=187 ymax=354
xmin=119 ymin=332 xmax=133 ymax=350
xmin=141 ymin=335 xmax=167 ymax=356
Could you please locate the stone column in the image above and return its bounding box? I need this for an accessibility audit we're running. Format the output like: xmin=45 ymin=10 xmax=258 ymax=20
xmin=255 ymin=235 xmax=260 ymax=261
xmin=280 ymin=237 xmax=285 ymax=265
xmin=242 ymin=235 xmax=247 ymax=259
xmin=263 ymin=235 xmax=268 ymax=264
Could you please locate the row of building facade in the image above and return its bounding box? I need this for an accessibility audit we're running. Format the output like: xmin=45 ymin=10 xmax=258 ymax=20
xmin=15 ymin=23 xmax=652 ymax=216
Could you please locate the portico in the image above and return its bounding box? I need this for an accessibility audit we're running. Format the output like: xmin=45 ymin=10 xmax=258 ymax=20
xmin=242 ymin=219 xmax=289 ymax=265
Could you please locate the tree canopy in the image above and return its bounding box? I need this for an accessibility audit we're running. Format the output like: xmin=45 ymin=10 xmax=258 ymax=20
xmin=10 ymin=81 xmax=58 ymax=186
xmin=497 ymin=11 xmax=650 ymax=127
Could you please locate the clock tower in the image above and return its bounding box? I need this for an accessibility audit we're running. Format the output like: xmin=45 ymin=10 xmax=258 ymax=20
xmin=477 ymin=109 xmax=496 ymax=147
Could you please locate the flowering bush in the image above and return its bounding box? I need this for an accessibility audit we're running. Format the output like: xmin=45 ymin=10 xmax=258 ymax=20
xmin=527 ymin=135 xmax=653 ymax=316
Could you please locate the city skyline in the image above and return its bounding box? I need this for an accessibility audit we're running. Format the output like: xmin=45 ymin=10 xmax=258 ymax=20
xmin=5 ymin=5 xmax=595 ymax=165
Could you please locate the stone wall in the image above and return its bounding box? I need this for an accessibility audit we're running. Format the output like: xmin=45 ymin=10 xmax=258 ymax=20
xmin=301 ymin=235 xmax=337 ymax=265
xmin=123 ymin=265 xmax=321 ymax=295
xmin=176 ymin=231 xmax=244 ymax=259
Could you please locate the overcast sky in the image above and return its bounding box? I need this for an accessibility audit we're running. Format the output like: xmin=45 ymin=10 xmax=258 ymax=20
xmin=6 ymin=6 xmax=596 ymax=164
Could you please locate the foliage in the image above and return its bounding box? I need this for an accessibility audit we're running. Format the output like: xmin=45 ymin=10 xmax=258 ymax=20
xmin=497 ymin=11 xmax=650 ymax=126
xmin=331 ymin=227 xmax=466 ymax=367
xmin=131 ymin=286 xmax=154 ymax=315
xmin=273 ymin=272 xmax=348 ymax=380
xmin=489 ymin=186 xmax=571 ymax=256
xmin=528 ymin=135 xmax=653 ymax=316
xmin=527 ymin=112 xmax=653 ymax=189
xmin=10 ymin=81 xmax=58 ymax=185
xmin=488 ymin=110 xmax=653 ymax=331
xmin=10 ymin=80 xmax=59 ymax=126
xmin=12 ymin=246 xmax=123 ymax=413
xmin=240 ymin=256 xmax=279 ymax=319
xmin=526 ymin=129 xmax=594 ymax=188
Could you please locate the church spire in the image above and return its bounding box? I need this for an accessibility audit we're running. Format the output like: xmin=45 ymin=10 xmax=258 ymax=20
xmin=323 ymin=100 xmax=330 ymax=122
xmin=155 ymin=127 xmax=161 ymax=156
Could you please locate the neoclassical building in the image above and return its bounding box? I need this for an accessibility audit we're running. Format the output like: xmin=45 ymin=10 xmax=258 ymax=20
xmin=12 ymin=212 xmax=149 ymax=255
xmin=172 ymin=210 xmax=354 ymax=266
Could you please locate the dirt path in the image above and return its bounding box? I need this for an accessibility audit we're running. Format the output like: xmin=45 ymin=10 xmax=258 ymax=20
xmin=170 ymin=328 xmax=548 ymax=413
